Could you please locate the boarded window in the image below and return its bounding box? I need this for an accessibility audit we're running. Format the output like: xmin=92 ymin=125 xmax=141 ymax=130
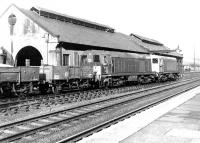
xmin=81 ymin=55 xmax=87 ymax=65
xmin=152 ymin=58 xmax=158 ymax=64
xmin=93 ymin=55 xmax=100 ymax=62
xmin=63 ymin=54 xmax=69 ymax=66
xmin=74 ymin=52 xmax=79 ymax=66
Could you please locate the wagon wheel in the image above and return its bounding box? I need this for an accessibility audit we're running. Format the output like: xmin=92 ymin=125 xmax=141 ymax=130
xmin=138 ymin=76 xmax=144 ymax=84
xmin=52 ymin=85 xmax=60 ymax=94
xmin=0 ymin=82 xmax=13 ymax=97
xmin=39 ymin=82 xmax=49 ymax=94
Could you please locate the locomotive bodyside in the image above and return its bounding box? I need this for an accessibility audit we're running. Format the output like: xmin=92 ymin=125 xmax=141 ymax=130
xmin=111 ymin=57 xmax=152 ymax=75
xmin=150 ymin=55 xmax=181 ymax=81
xmin=90 ymin=50 xmax=156 ymax=86
xmin=163 ymin=59 xmax=178 ymax=72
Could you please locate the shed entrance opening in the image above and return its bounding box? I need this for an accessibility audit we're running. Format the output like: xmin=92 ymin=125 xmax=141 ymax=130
xmin=16 ymin=46 xmax=42 ymax=66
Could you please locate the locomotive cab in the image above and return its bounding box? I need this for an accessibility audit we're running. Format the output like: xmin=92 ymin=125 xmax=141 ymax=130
xmin=93 ymin=54 xmax=112 ymax=77
xmin=150 ymin=54 xmax=181 ymax=81
xmin=80 ymin=50 xmax=111 ymax=77
xmin=79 ymin=50 xmax=113 ymax=87
xmin=151 ymin=55 xmax=160 ymax=73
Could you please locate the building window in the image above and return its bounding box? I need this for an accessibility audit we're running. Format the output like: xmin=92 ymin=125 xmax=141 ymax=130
xmin=63 ymin=54 xmax=69 ymax=66
xmin=93 ymin=55 xmax=100 ymax=62
xmin=81 ymin=55 xmax=87 ymax=65
xmin=152 ymin=58 xmax=158 ymax=64
xmin=74 ymin=52 xmax=79 ymax=66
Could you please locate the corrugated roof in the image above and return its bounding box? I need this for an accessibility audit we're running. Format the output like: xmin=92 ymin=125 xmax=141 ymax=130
xmin=18 ymin=8 xmax=148 ymax=54
xmin=131 ymin=34 xmax=163 ymax=46
xmin=130 ymin=34 xmax=183 ymax=58
xmin=130 ymin=34 xmax=169 ymax=51
xmin=30 ymin=6 xmax=114 ymax=30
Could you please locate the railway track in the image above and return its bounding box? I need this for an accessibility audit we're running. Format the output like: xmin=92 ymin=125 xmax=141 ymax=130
xmin=56 ymin=77 xmax=200 ymax=143
xmin=0 ymin=81 xmax=173 ymax=116
xmin=1 ymin=72 xmax=199 ymax=116
xmin=0 ymin=77 xmax=200 ymax=143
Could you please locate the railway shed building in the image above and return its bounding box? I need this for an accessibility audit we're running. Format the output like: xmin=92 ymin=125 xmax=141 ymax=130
xmin=0 ymin=4 xmax=181 ymax=67
xmin=0 ymin=4 xmax=149 ymax=67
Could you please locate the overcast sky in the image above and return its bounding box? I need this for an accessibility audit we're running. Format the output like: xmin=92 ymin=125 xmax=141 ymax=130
xmin=0 ymin=0 xmax=200 ymax=64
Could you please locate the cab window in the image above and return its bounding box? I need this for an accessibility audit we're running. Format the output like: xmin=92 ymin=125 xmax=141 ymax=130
xmin=152 ymin=58 xmax=158 ymax=64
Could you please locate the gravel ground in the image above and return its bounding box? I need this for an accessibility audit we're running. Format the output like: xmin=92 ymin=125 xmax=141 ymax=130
xmin=0 ymin=91 xmax=127 ymax=126
xmin=19 ymin=95 xmax=146 ymax=143
xmin=0 ymin=100 xmax=89 ymax=126
xmin=0 ymin=90 xmax=138 ymax=143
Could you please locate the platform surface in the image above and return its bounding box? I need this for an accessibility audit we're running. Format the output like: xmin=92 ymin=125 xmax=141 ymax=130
xmin=121 ymin=87 xmax=200 ymax=143
xmin=78 ymin=86 xmax=200 ymax=143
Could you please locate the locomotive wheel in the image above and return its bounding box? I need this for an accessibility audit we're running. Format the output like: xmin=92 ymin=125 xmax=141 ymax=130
xmin=138 ymin=76 xmax=144 ymax=84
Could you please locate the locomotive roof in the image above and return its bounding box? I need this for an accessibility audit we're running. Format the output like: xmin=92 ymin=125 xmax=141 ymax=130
xmin=17 ymin=6 xmax=149 ymax=54
xmin=82 ymin=50 xmax=149 ymax=59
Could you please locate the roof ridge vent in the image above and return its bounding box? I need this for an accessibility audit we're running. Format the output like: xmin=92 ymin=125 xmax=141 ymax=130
xmin=30 ymin=6 xmax=115 ymax=33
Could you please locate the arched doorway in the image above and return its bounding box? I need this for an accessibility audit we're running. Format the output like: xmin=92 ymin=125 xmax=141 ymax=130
xmin=16 ymin=46 xmax=42 ymax=66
